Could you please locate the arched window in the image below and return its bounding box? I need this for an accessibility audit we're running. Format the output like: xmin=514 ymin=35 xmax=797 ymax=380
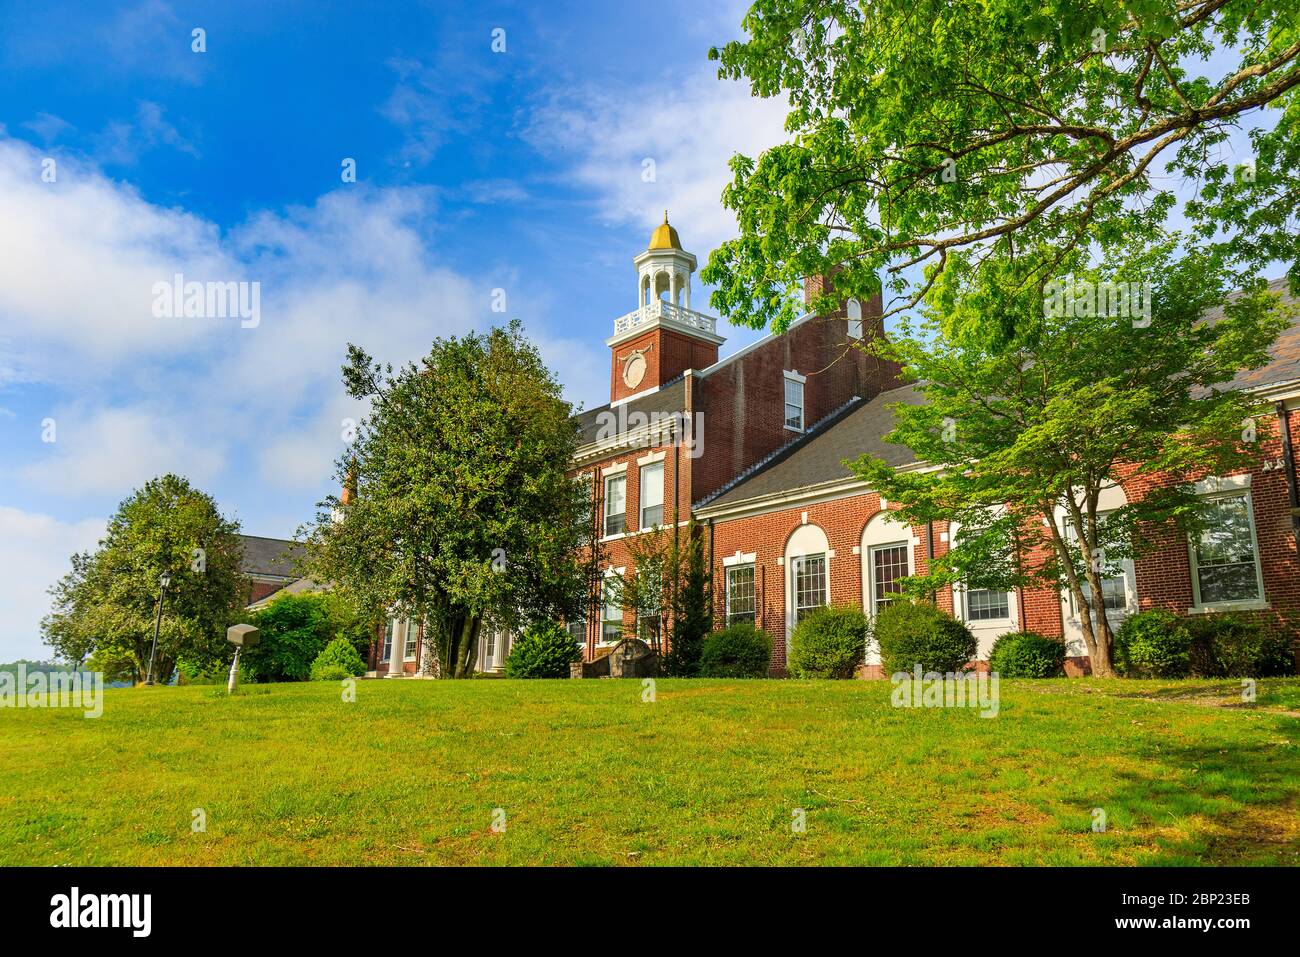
xmin=861 ymin=511 xmax=915 ymax=618
xmin=784 ymin=524 xmax=831 ymax=651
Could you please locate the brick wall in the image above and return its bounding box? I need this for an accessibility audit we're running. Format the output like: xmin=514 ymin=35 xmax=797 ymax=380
xmin=609 ymin=327 xmax=719 ymax=403
xmin=707 ymin=492 xmax=942 ymax=674
xmin=693 ymin=290 xmax=902 ymax=500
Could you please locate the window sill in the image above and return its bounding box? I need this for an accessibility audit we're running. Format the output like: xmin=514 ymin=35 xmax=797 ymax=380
xmin=600 ymin=532 xmax=627 ymax=543
xmin=1189 ymin=600 xmax=1270 ymax=614
xmin=783 ymin=425 xmax=804 ymax=434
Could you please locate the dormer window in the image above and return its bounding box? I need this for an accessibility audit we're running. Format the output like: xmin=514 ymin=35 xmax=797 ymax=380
xmin=784 ymin=371 xmax=806 ymax=432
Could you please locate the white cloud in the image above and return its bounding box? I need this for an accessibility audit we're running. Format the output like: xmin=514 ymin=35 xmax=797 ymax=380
xmin=18 ymin=404 xmax=224 ymax=497
xmin=0 ymin=507 xmax=106 ymax=661
xmin=92 ymin=100 xmax=199 ymax=166
xmin=525 ymin=69 xmax=789 ymax=252
xmin=0 ymin=134 xmax=608 ymax=503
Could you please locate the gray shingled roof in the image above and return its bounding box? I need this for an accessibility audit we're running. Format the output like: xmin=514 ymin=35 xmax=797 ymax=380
xmin=698 ymin=383 xmax=924 ymax=510
xmin=1220 ymin=277 xmax=1300 ymax=392
xmin=697 ymin=280 xmax=1300 ymax=513
xmin=239 ymin=535 xmax=305 ymax=579
xmin=574 ymin=376 xmax=688 ymax=445
xmin=247 ymin=575 xmax=325 ymax=609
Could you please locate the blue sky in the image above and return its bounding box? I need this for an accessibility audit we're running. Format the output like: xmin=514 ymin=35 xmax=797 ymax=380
xmin=0 ymin=0 xmax=790 ymax=659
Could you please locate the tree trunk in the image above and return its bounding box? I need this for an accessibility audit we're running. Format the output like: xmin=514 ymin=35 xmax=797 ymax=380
xmin=420 ymin=625 xmax=440 ymax=678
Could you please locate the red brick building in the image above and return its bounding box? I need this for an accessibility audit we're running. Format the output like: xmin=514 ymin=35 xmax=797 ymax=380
xmin=328 ymin=221 xmax=1297 ymax=678
xmin=576 ymin=223 xmax=1300 ymax=676
xmin=566 ymin=218 xmax=903 ymax=664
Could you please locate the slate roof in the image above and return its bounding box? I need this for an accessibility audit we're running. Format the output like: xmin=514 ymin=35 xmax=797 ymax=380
xmin=698 ymin=383 xmax=925 ymax=510
xmin=238 ymin=535 xmax=305 ymax=580
xmin=573 ymin=375 xmax=688 ymax=446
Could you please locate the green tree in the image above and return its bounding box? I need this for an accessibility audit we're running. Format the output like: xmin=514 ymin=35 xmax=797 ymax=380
xmin=42 ymin=474 xmax=245 ymax=684
xmin=665 ymin=528 xmax=712 ymax=677
xmin=302 ymin=322 xmax=588 ymax=678
xmin=850 ymin=242 xmax=1290 ymax=675
xmin=239 ymin=591 xmax=373 ymax=682
xmin=702 ymin=0 xmax=1300 ymax=332
xmin=607 ymin=521 xmax=712 ymax=671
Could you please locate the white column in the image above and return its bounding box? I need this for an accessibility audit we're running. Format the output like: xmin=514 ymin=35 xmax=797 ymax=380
xmin=387 ymin=620 xmax=406 ymax=676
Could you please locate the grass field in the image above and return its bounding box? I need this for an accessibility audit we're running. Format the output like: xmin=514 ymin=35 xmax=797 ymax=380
xmin=1 ymin=676 xmax=1297 ymax=866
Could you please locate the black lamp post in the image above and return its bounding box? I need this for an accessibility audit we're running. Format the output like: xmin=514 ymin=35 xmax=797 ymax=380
xmin=145 ymin=571 xmax=172 ymax=686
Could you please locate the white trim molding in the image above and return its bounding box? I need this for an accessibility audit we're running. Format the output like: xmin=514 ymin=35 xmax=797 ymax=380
xmin=723 ymin=550 xmax=757 ymax=567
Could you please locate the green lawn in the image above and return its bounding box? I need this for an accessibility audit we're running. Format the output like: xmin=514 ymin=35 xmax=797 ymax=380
xmin=1 ymin=677 xmax=1297 ymax=865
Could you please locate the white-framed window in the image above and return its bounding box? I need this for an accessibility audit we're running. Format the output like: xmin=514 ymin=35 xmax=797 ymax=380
xmin=792 ymin=553 xmax=827 ymax=622
xmin=482 ymin=630 xmax=497 ymax=670
xmin=604 ymin=473 xmax=627 ymax=537
xmin=404 ymin=620 xmax=418 ymax=660
xmin=567 ymin=614 xmax=586 ymax=648
xmin=868 ymin=543 xmax=909 ymax=615
xmin=964 ymin=588 xmax=1010 ymax=621
xmin=640 ymin=461 xmax=664 ymax=529
xmin=783 ymin=372 xmax=805 ymax=432
xmin=1062 ymin=513 xmax=1131 ymax=615
xmin=726 ymin=563 xmax=756 ymax=625
xmin=1188 ymin=491 xmax=1265 ymax=607
xmin=601 ymin=573 xmax=624 ymax=643
xmin=381 ymin=619 xmax=395 ymax=662
xmin=846 ymin=298 xmax=863 ymax=339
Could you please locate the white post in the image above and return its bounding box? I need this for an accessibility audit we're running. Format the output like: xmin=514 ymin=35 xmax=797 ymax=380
xmin=388 ymin=620 xmax=406 ymax=677
xmin=227 ymin=647 xmax=241 ymax=693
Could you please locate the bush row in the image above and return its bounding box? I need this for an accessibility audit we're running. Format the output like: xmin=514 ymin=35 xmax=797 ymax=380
xmin=502 ymin=604 xmax=1296 ymax=680
xmin=1114 ymin=610 xmax=1294 ymax=678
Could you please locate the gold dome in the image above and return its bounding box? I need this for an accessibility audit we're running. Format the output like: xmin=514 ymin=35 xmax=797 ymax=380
xmin=648 ymin=210 xmax=682 ymax=250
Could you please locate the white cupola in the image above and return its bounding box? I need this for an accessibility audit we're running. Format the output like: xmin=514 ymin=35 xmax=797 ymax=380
xmin=634 ymin=211 xmax=697 ymax=310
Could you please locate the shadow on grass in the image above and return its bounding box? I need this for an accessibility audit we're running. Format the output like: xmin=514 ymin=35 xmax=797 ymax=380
xmin=1101 ymin=731 xmax=1299 ymax=865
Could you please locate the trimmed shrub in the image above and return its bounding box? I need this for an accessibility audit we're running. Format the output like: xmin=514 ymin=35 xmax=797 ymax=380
xmin=505 ymin=621 xmax=583 ymax=678
xmin=789 ymin=605 xmax=868 ymax=678
xmin=310 ymin=663 xmax=353 ymax=682
xmin=1113 ymin=610 xmax=1190 ymax=677
xmin=874 ymin=600 xmax=977 ymax=675
xmin=309 ymin=637 xmax=367 ymax=681
xmin=700 ymin=623 xmax=772 ymax=678
xmin=987 ymin=631 xmax=1066 ymax=678
xmin=1185 ymin=614 xmax=1295 ymax=677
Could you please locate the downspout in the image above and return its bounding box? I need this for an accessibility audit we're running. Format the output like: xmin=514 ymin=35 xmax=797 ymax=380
xmin=590 ymin=469 xmax=601 ymax=661
xmin=926 ymin=520 xmax=935 ymax=605
xmin=1277 ymin=402 xmax=1300 ymax=573
xmin=708 ymin=517 xmax=715 ymax=625
xmin=1013 ymin=535 xmax=1027 ymax=633
xmin=673 ymin=424 xmax=681 ymax=643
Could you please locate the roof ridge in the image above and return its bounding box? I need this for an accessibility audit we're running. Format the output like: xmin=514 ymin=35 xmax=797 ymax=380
xmin=693 ymin=394 xmax=865 ymax=509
